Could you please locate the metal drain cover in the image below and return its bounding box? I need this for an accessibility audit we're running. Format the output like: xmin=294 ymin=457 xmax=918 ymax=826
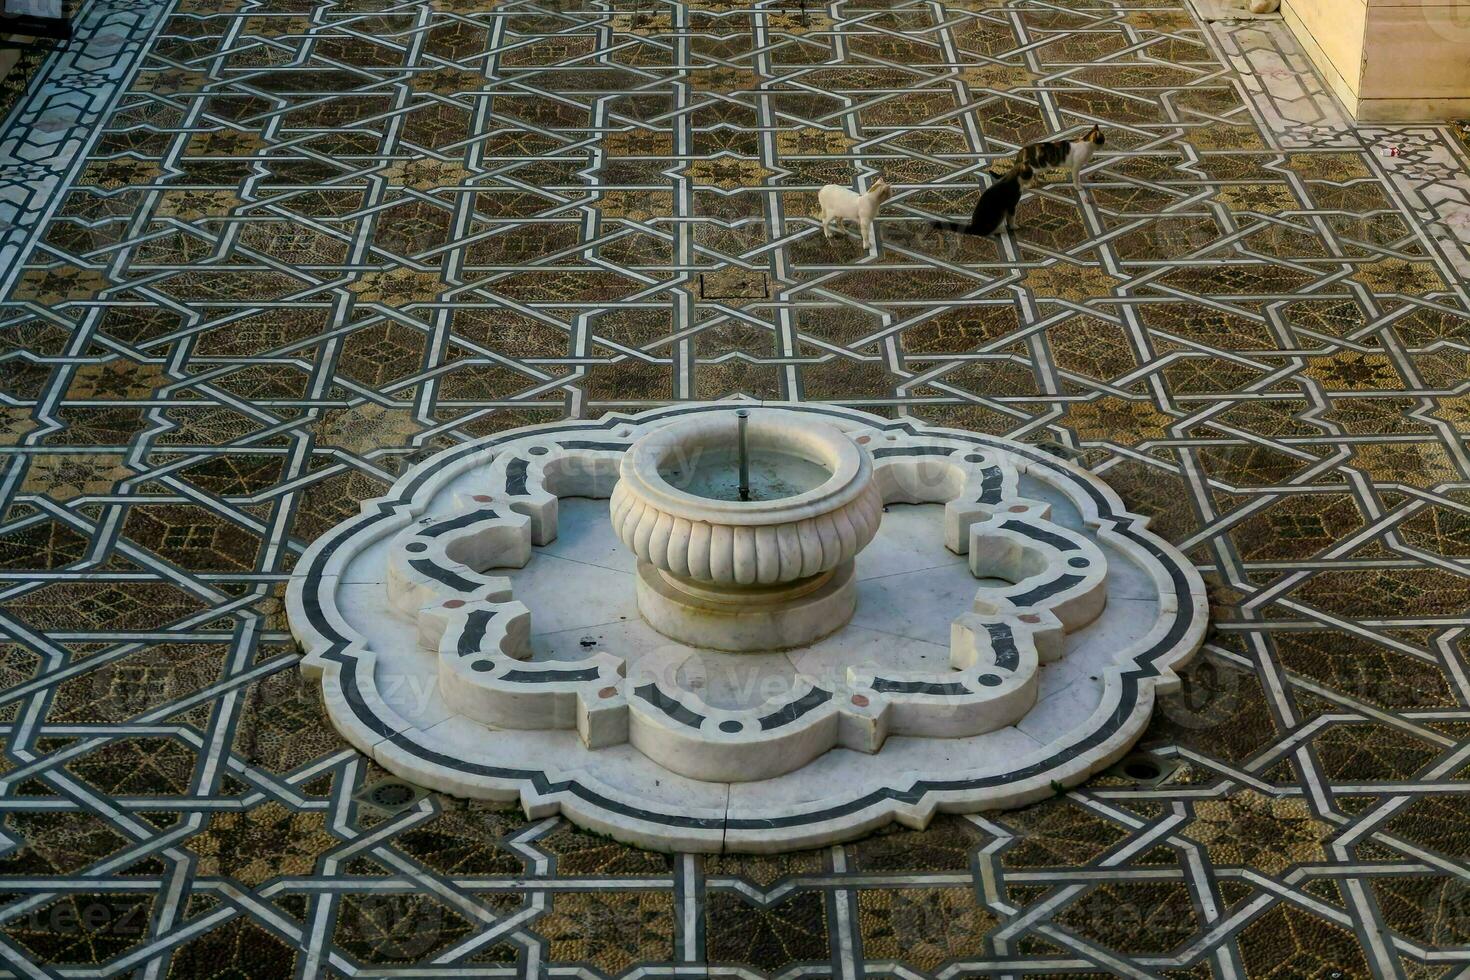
xmin=353 ymin=779 xmax=428 ymax=814
xmin=1107 ymin=751 xmax=1180 ymax=787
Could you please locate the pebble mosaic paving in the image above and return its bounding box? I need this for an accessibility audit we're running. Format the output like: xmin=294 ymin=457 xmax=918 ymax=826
xmin=0 ymin=0 xmax=1468 ymax=975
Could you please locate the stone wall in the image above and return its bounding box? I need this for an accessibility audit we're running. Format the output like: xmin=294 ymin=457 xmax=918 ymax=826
xmin=1283 ymin=0 xmax=1470 ymax=120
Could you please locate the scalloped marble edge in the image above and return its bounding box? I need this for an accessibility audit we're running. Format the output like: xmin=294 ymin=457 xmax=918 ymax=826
xmin=287 ymin=402 xmax=1208 ymax=853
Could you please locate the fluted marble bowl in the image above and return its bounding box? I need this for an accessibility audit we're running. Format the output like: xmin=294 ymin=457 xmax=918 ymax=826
xmin=611 ymin=413 xmax=880 ymax=591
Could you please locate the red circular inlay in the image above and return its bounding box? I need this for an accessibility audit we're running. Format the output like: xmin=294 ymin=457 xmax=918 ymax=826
xmin=1009 ymin=505 xmax=1029 ymax=512
xmin=443 ymin=599 xmax=465 ymax=609
xmin=856 ymin=435 xmax=870 ymax=444
xmin=473 ymin=494 xmax=492 ymax=502
xmin=850 ymin=694 xmax=870 ymax=707
xmin=599 ymin=686 xmax=618 ymax=699
xmin=1020 ymin=613 xmax=1040 ymax=623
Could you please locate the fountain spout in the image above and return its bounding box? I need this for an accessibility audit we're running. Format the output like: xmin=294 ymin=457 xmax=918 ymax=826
xmin=737 ymin=410 xmax=750 ymax=502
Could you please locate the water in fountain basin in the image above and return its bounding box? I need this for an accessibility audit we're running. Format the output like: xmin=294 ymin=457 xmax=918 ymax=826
xmin=659 ymin=447 xmax=831 ymax=502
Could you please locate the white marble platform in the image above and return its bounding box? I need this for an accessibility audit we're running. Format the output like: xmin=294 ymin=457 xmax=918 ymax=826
xmin=288 ymin=404 xmax=1207 ymax=852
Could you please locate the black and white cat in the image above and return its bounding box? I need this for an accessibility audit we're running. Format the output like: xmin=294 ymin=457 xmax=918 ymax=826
xmin=993 ymin=124 xmax=1106 ymax=189
xmin=929 ymin=165 xmax=1034 ymax=236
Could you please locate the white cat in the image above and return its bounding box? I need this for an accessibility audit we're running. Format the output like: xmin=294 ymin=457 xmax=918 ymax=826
xmin=817 ymin=177 xmax=893 ymax=249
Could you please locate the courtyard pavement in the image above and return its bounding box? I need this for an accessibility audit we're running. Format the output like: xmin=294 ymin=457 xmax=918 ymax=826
xmin=0 ymin=0 xmax=1468 ymax=975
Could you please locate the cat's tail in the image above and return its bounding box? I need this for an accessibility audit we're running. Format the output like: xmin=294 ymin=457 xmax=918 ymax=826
xmin=929 ymin=219 xmax=975 ymax=234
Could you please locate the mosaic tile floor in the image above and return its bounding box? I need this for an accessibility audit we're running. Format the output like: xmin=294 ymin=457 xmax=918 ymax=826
xmin=0 ymin=0 xmax=1468 ymax=975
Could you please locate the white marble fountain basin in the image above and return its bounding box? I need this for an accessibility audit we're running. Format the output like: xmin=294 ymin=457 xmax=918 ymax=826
xmin=611 ymin=412 xmax=883 ymax=651
xmin=289 ymin=404 xmax=1206 ymax=852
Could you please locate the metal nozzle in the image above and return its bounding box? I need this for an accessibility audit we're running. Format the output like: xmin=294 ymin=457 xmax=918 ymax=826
xmin=736 ymin=410 xmax=750 ymax=502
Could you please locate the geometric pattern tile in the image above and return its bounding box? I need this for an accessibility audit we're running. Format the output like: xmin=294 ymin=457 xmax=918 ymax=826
xmin=0 ymin=0 xmax=1467 ymax=973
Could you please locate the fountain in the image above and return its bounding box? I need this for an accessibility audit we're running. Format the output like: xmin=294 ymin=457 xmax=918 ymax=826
xmin=610 ymin=410 xmax=883 ymax=651
xmin=289 ymin=403 xmax=1207 ymax=851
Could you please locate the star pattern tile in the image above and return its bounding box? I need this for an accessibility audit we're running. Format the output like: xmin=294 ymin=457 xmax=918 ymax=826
xmin=0 ymin=0 xmax=1469 ymax=975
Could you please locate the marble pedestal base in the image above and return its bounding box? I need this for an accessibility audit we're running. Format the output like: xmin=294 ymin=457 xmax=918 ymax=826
xmin=635 ymin=560 xmax=857 ymax=652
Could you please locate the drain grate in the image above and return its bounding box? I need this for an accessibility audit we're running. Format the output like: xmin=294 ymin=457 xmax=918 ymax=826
xmin=1106 ymin=751 xmax=1180 ymax=787
xmin=353 ymin=778 xmax=429 ymax=815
